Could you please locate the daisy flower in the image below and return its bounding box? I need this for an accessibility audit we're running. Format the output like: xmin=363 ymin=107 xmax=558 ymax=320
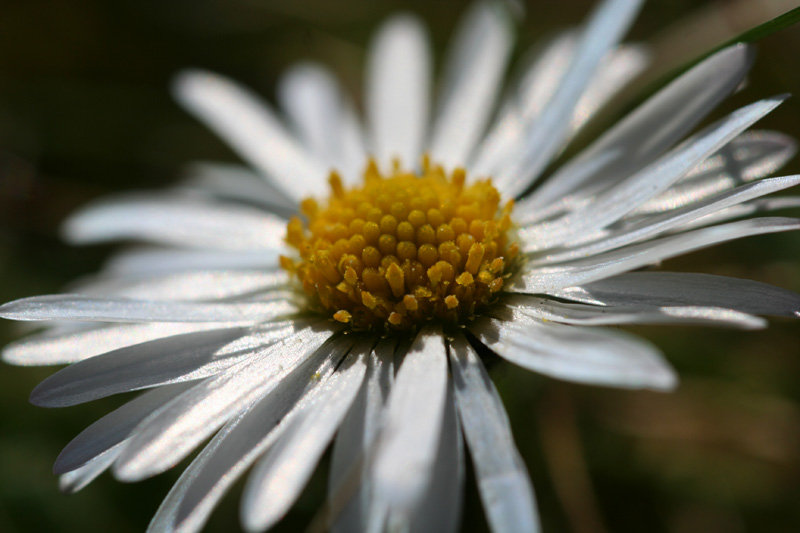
xmin=3 ymin=0 xmax=800 ymax=531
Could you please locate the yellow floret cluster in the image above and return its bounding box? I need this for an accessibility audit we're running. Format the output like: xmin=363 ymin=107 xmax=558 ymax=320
xmin=282 ymin=158 xmax=518 ymax=331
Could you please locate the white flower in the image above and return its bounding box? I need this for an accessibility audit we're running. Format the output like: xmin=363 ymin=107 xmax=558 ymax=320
xmin=2 ymin=0 xmax=800 ymax=532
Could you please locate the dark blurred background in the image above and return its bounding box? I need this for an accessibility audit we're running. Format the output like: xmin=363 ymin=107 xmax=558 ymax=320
xmin=1 ymin=0 xmax=800 ymax=532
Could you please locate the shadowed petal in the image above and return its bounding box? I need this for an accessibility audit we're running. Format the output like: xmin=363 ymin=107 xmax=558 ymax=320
xmin=449 ymin=333 xmax=540 ymax=533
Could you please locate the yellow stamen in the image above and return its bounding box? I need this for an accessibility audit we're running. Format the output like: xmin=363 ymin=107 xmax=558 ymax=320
xmin=283 ymin=160 xmax=518 ymax=330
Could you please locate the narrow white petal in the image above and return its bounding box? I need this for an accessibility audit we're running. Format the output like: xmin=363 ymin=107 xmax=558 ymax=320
xmin=179 ymin=161 xmax=296 ymax=214
xmin=240 ymin=340 xmax=370 ymax=532
xmin=372 ymin=325 xmax=448 ymax=512
xmin=112 ymin=322 xmax=337 ymax=481
xmin=429 ymin=1 xmax=513 ymax=169
xmin=676 ymin=195 xmax=800 ymax=230
xmin=30 ymin=324 xmax=294 ymax=407
xmin=2 ymin=322 xmax=246 ymax=366
xmin=71 ymin=270 xmax=290 ymax=301
xmin=54 ymin=383 xmax=194 ymax=475
xmin=552 ymin=271 xmax=800 ymax=318
xmin=0 ymin=294 xmax=298 ymax=323
xmin=278 ymin=63 xmax=343 ymax=167
xmin=59 ymin=445 xmax=122 ymax=494
xmin=498 ymin=0 xmax=644 ymax=196
xmin=471 ymin=32 xmax=577 ymax=177
xmin=520 ymin=96 xmax=786 ymax=252
xmin=367 ymin=15 xmax=430 ymax=169
xmin=406 ymin=378 xmax=464 ymax=533
xmin=515 ymin=217 xmax=800 ymax=293
xmin=503 ymin=294 xmax=766 ymax=329
xmin=328 ymin=340 xmax=395 ymax=533
xmin=104 ymin=248 xmax=279 ymax=276
xmin=569 ymin=44 xmax=650 ymax=135
xmin=525 ymin=44 xmax=754 ymax=212
xmin=449 ymin=334 xmax=540 ymax=533
xmin=148 ymin=336 xmax=352 ymax=533
xmin=62 ymin=195 xmax=289 ymax=251
xmin=470 ymin=312 xmax=676 ymax=390
xmin=635 ymin=130 xmax=797 ymax=214
xmin=534 ymin=175 xmax=800 ymax=264
xmin=173 ymin=70 xmax=327 ymax=201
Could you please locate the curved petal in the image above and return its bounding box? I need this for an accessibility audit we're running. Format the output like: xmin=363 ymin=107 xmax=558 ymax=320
xmin=30 ymin=325 xmax=293 ymax=407
xmin=111 ymin=322 xmax=337 ymax=481
xmin=62 ymin=195 xmax=290 ymax=251
xmin=449 ymin=334 xmax=540 ymax=533
xmin=523 ymin=44 xmax=754 ymax=214
xmin=328 ymin=339 xmax=395 ymax=533
xmin=2 ymin=322 xmax=245 ymax=366
xmin=173 ymin=70 xmax=327 ymax=202
xmin=515 ymin=217 xmax=800 ymax=293
xmin=240 ymin=340 xmax=370 ymax=532
xmin=470 ymin=312 xmax=676 ymax=390
xmin=551 ymin=271 xmax=800 ymax=318
xmin=104 ymin=248 xmax=280 ymax=276
xmin=0 ymin=294 xmax=298 ymax=323
xmin=429 ymin=1 xmax=513 ymax=169
xmin=54 ymin=383 xmax=195 ymax=475
xmin=366 ymin=14 xmax=431 ymax=169
xmin=503 ymin=294 xmax=766 ymax=329
xmin=533 ymin=175 xmax=800 ymax=264
xmin=520 ymin=96 xmax=787 ymax=252
xmin=71 ymin=270 xmax=289 ymax=301
xmin=496 ymin=0 xmax=645 ymax=197
xmin=371 ymin=325 xmax=448 ymax=513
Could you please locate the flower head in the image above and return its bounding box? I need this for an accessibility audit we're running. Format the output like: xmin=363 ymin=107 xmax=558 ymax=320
xmin=2 ymin=0 xmax=800 ymax=532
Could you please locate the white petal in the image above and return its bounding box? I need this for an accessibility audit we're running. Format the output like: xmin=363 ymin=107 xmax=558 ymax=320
xmin=179 ymin=161 xmax=296 ymax=214
xmin=497 ymin=0 xmax=644 ymax=197
xmin=70 ymin=269 xmax=289 ymax=301
xmin=635 ymin=130 xmax=797 ymax=214
xmin=569 ymin=44 xmax=650 ymax=135
xmin=328 ymin=339 xmax=396 ymax=533
xmin=406 ymin=378 xmax=464 ymax=533
xmin=371 ymin=325 xmax=448 ymax=512
xmin=470 ymin=312 xmax=676 ymax=390
xmin=59 ymin=445 xmax=122 ymax=494
xmin=54 ymin=383 xmax=195 ymax=475
xmin=552 ymin=271 xmax=800 ymax=318
xmin=104 ymin=248 xmax=279 ymax=276
xmin=30 ymin=324 xmax=294 ymax=407
xmin=147 ymin=336 xmax=351 ymax=533
xmin=429 ymin=1 xmax=513 ymax=169
xmin=2 ymin=322 xmax=245 ymax=366
xmin=112 ymin=322 xmax=337 ymax=481
xmin=367 ymin=14 xmax=430 ymax=169
xmin=173 ymin=70 xmax=327 ymax=202
xmin=0 ymin=294 xmax=298 ymax=323
xmin=62 ymin=194 xmax=289 ymax=251
xmin=503 ymin=294 xmax=766 ymax=329
xmin=524 ymin=44 xmax=754 ymax=213
xmin=677 ymin=195 xmax=800 ymax=230
xmin=520 ymin=96 xmax=786 ymax=252
xmin=515 ymin=217 xmax=800 ymax=293
xmin=471 ymin=32 xmax=577 ymax=177
xmin=278 ymin=62 xmax=344 ymax=167
xmin=240 ymin=339 xmax=370 ymax=532
xmin=449 ymin=334 xmax=540 ymax=533
xmin=533 ymin=174 xmax=800 ymax=264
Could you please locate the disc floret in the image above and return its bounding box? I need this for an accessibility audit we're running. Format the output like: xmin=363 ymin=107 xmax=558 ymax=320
xmin=282 ymin=158 xmax=518 ymax=331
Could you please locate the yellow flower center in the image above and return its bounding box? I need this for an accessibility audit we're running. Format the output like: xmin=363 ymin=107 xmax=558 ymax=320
xmin=282 ymin=158 xmax=518 ymax=331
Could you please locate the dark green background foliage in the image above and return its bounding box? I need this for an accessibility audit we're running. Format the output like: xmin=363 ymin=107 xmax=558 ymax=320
xmin=1 ymin=1 xmax=800 ymax=532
